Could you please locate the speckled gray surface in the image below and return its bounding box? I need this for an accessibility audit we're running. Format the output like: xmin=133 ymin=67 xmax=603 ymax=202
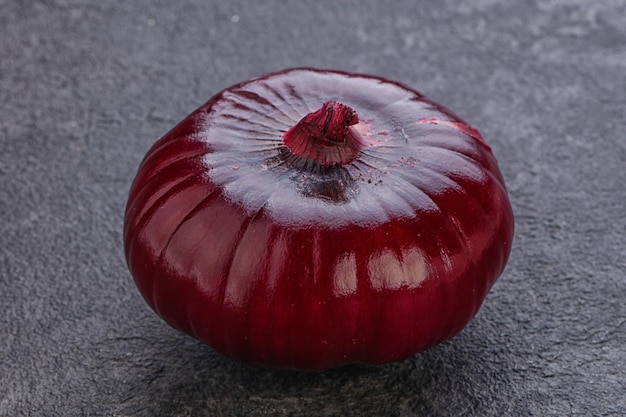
xmin=1 ymin=1 xmax=625 ymax=416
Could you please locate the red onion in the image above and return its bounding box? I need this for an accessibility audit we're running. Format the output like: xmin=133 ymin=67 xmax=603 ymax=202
xmin=124 ymin=68 xmax=514 ymax=370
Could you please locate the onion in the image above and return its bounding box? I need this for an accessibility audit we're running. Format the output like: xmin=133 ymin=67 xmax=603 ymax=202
xmin=124 ymin=68 xmax=514 ymax=371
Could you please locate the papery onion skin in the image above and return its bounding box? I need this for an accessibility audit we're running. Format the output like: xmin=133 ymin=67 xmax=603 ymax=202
xmin=123 ymin=68 xmax=514 ymax=371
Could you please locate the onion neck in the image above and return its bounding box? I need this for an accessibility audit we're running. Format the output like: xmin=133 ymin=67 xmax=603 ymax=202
xmin=282 ymin=101 xmax=363 ymax=167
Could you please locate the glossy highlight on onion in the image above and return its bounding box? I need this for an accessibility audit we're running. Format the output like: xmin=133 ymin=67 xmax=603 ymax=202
xmin=123 ymin=68 xmax=514 ymax=371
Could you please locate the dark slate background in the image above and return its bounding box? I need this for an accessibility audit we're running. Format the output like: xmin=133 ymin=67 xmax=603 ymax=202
xmin=1 ymin=0 xmax=625 ymax=416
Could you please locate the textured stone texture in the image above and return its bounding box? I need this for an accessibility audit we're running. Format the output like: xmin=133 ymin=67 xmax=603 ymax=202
xmin=1 ymin=0 xmax=625 ymax=416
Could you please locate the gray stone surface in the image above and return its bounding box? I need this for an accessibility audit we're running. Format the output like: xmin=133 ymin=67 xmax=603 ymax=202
xmin=1 ymin=0 xmax=625 ymax=416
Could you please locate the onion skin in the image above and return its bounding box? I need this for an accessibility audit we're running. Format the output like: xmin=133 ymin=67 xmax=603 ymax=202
xmin=124 ymin=68 xmax=514 ymax=371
